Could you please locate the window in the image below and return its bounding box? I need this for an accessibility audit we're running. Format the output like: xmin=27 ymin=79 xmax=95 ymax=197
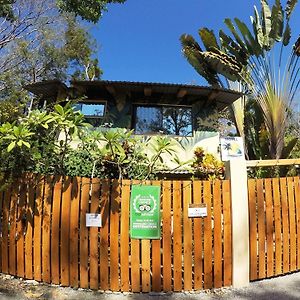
xmin=74 ymin=102 xmax=106 ymax=126
xmin=134 ymin=105 xmax=192 ymax=136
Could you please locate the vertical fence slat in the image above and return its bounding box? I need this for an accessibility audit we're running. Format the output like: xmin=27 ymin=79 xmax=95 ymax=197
xmin=110 ymin=180 xmax=120 ymax=291
xmin=17 ymin=179 xmax=26 ymax=278
xmin=0 ymin=185 xmax=4 ymax=273
xmin=51 ymin=176 xmax=62 ymax=284
xmin=131 ymin=239 xmax=140 ymax=292
xmin=288 ymin=177 xmax=296 ymax=271
xmin=280 ymin=178 xmax=289 ymax=274
xmin=100 ymin=180 xmax=109 ymax=290
xmin=120 ymin=180 xmax=130 ymax=292
xmin=25 ymin=176 xmax=35 ymax=279
xmin=272 ymin=178 xmax=282 ymax=276
xmin=183 ymin=181 xmax=192 ymax=291
xmin=2 ymin=185 xmax=11 ymax=274
xmin=265 ymin=178 xmax=274 ymax=277
xmin=79 ymin=177 xmax=89 ymax=288
xmin=42 ymin=176 xmax=52 ymax=283
xmin=203 ymin=181 xmax=212 ymax=289
xmin=173 ymin=181 xmax=182 ymax=292
xmin=248 ymin=179 xmax=257 ymax=280
xmin=223 ymin=180 xmax=232 ymax=286
xmin=141 ymin=239 xmax=151 ymax=292
xmin=294 ymin=177 xmax=300 ymax=270
xmin=193 ymin=181 xmax=203 ymax=290
xmin=69 ymin=177 xmax=81 ymax=288
xmin=89 ymin=178 xmax=100 ymax=290
xmin=9 ymin=180 xmax=18 ymax=276
xmin=151 ymin=238 xmax=161 ymax=292
xmin=162 ymin=180 xmax=172 ymax=291
xmin=257 ymin=179 xmax=266 ymax=279
xmin=213 ymin=180 xmax=222 ymax=288
xmin=60 ymin=177 xmax=72 ymax=286
xmin=33 ymin=176 xmax=44 ymax=281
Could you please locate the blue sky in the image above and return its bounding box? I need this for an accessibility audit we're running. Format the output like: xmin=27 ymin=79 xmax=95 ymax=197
xmin=94 ymin=0 xmax=300 ymax=86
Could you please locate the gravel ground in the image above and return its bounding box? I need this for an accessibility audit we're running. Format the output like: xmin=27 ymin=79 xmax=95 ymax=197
xmin=1 ymin=272 xmax=300 ymax=299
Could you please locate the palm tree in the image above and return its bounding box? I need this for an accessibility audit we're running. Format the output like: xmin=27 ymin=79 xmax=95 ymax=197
xmin=181 ymin=0 xmax=299 ymax=160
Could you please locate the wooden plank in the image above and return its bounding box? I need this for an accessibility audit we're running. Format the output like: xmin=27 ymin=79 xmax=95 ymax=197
xmin=272 ymin=178 xmax=282 ymax=275
xmin=110 ymin=180 xmax=121 ymax=291
xmin=141 ymin=239 xmax=151 ymax=292
xmin=248 ymin=179 xmax=257 ymax=280
xmin=79 ymin=177 xmax=89 ymax=288
xmin=246 ymin=159 xmax=300 ymax=167
xmin=60 ymin=176 xmax=72 ymax=286
xmin=287 ymin=177 xmax=296 ymax=271
xmin=193 ymin=181 xmax=203 ymax=290
xmin=2 ymin=184 xmax=11 ymax=274
xmin=203 ymin=181 xmax=212 ymax=289
xmin=89 ymin=178 xmax=100 ymax=290
xmin=280 ymin=178 xmax=289 ymax=274
xmin=173 ymin=180 xmax=182 ymax=292
xmin=279 ymin=178 xmax=290 ymax=273
xmin=0 ymin=185 xmax=4 ymax=273
xmin=183 ymin=181 xmax=192 ymax=291
xmin=120 ymin=180 xmax=130 ymax=292
xmin=100 ymin=180 xmax=109 ymax=290
xmin=69 ymin=177 xmax=81 ymax=288
xmin=223 ymin=180 xmax=232 ymax=286
xmin=33 ymin=176 xmax=44 ymax=281
xmin=9 ymin=179 xmax=18 ymax=276
xmin=17 ymin=179 xmax=26 ymax=278
xmin=51 ymin=176 xmax=62 ymax=284
xmin=131 ymin=238 xmax=140 ymax=292
xmin=213 ymin=180 xmax=222 ymax=288
xmin=162 ymin=180 xmax=172 ymax=291
xmin=257 ymin=179 xmax=266 ymax=279
xmin=264 ymin=178 xmax=274 ymax=277
xmin=42 ymin=176 xmax=53 ymax=283
xmin=151 ymin=239 xmax=161 ymax=292
xmin=25 ymin=175 xmax=35 ymax=279
xmin=294 ymin=177 xmax=300 ymax=269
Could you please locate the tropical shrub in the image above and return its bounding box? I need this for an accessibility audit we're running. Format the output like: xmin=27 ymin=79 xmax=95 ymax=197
xmin=191 ymin=147 xmax=225 ymax=180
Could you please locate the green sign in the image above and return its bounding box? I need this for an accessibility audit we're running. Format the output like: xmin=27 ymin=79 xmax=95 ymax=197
xmin=130 ymin=185 xmax=161 ymax=239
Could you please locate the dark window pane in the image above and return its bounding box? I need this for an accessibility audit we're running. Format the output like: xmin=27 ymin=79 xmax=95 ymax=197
xmin=134 ymin=105 xmax=192 ymax=136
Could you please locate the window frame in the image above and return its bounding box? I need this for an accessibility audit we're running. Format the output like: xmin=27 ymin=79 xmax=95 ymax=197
xmin=132 ymin=103 xmax=193 ymax=137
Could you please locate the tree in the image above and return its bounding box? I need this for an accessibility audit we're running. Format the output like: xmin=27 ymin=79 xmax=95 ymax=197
xmin=0 ymin=0 xmax=103 ymax=105
xmin=180 ymin=0 xmax=299 ymax=160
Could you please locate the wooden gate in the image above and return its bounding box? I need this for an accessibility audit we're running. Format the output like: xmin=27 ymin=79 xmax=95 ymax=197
xmin=248 ymin=176 xmax=300 ymax=280
xmin=0 ymin=174 xmax=232 ymax=292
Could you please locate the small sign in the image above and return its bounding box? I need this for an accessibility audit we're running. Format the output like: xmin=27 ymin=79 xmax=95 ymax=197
xmin=188 ymin=203 xmax=207 ymax=218
xmin=86 ymin=213 xmax=102 ymax=227
xmin=220 ymin=137 xmax=245 ymax=161
xmin=130 ymin=185 xmax=161 ymax=239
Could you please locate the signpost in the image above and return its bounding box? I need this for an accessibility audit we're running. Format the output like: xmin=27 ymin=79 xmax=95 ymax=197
xmin=130 ymin=185 xmax=161 ymax=239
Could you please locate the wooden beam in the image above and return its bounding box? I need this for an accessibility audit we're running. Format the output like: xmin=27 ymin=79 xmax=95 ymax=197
xmin=246 ymin=159 xmax=300 ymax=167
xmin=177 ymin=89 xmax=187 ymax=98
xmin=205 ymin=91 xmax=219 ymax=107
xmin=144 ymin=87 xmax=152 ymax=97
xmin=106 ymin=85 xmax=116 ymax=96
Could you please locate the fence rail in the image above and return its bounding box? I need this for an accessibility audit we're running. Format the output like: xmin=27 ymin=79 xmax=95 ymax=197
xmin=0 ymin=174 xmax=232 ymax=292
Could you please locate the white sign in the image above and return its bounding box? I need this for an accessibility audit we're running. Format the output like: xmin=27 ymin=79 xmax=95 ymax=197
xmin=188 ymin=204 xmax=207 ymax=218
xmin=86 ymin=213 xmax=102 ymax=227
xmin=220 ymin=137 xmax=245 ymax=161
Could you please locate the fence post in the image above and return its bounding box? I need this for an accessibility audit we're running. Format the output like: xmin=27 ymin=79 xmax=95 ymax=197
xmin=225 ymin=158 xmax=249 ymax=288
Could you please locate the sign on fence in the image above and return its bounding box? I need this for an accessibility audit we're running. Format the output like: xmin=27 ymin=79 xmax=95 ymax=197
xmin=130 ymin=185 xmax=161 ymax=239
xmin=86 ymin=213 xmax=102 ymax=227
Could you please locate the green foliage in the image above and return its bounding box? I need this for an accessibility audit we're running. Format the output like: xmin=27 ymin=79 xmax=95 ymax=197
xmin=56 ymin=0 xmax=126 ymax=23
xmin=191 ymin=147 xmax=225 ymax=180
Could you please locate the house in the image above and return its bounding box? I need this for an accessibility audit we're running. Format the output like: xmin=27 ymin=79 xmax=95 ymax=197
xmin=25 ymin=80 xmax=242 ymax=167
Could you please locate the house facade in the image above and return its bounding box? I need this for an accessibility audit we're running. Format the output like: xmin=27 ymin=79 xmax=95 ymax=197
xmin=25 ymin=80 xmax=242 ymax=161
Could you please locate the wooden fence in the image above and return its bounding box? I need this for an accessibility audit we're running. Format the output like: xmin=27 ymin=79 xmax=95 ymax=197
xmin=248 ymin=176 xmax=300 ymax=280
xmin=0 ymin=174 xmax=232 ymax=292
